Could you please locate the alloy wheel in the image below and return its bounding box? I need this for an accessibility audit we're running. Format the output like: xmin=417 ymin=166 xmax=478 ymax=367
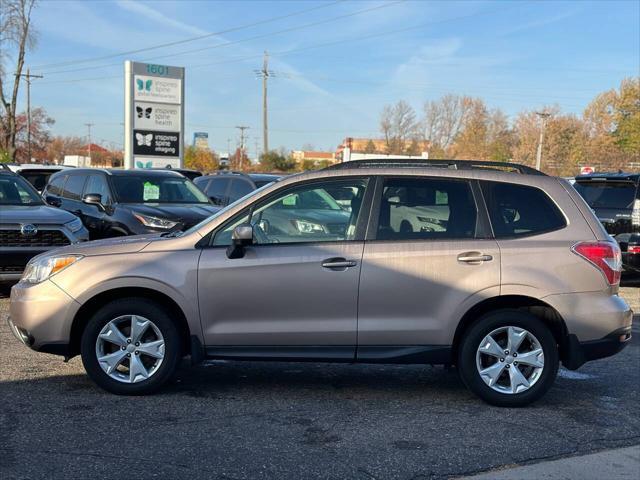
xmin=475 ymin=326 xmax=545 ymax=395
xmin=95 ymin=315 xmax=165 ymax=384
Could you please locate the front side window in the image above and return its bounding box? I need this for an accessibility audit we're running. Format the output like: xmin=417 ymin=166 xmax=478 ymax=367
xmin=376 ymin=178 xmax=477 ymax=240
xmin=482 ymin=181 xmax=566 ymax=238
xmin=204 ymin=178 xmax=230 ymax=206
xmin=111 ymin=175 xmax=210 ymax=204
xmin=45 ymin=175 xmax=66 ymax=196
xmin=228 ymin=179 xmax=254 ymax=203
xmin=84 ymin=174 xmax=112 ymax=205
xmin=0 ymin=175 xmax=43 ymax=205
xmin=213 ymin=179 xmax=368 ymax=246
xmin=62 ymin=175 xmax=87 ymax=201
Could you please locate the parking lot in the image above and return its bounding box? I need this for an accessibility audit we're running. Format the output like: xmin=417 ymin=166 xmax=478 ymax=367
xmin=0 ymin=285 xmax=637 ymax=479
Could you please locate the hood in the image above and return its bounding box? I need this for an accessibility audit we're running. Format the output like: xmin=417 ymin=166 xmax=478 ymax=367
xmin=49 ymin=233 xmax=161 ymax=257
xmin=124 ymin=203 xmax=220 ymax=229
xmin=0 ymin=204 xmax=78 ymax=225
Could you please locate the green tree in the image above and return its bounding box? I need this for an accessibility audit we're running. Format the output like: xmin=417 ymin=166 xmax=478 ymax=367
xmin=259 ymin=149 xmax=296 ymax=172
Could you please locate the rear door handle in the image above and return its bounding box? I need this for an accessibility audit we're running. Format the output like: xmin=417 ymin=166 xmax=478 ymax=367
xmin=322 ymin=257 xmax=357 ymax=269
xmin=457 ymin=253 xmax=493 ymax=263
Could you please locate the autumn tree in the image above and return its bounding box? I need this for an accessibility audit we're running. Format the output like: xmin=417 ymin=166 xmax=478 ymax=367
xmin=46 ymin=135 xmax=85 ymax=164
xmin=184 ymin=145 xmax=219 ymax=173
xmin=422 ymin=94 xmax=475 ymax=154
xmin=379 ymin=100 xmax=419 ymax=154
xmin=259 ymin=148 xmax=296 ymax=172
xmin=12 ymin=107 xmax=54 ymax=162
xmin=0 ymin=0 xmax=38 ymax=161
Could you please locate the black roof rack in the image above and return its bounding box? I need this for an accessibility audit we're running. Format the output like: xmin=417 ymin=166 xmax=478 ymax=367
xmin=324 ymin=158 xmax=545 ymax=176
xmin=0 ymin=163 xmax=10 ymax=171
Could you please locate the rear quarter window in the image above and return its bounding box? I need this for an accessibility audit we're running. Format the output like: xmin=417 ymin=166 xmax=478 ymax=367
xmin=482 ymin=181 xmax=566 ymax=238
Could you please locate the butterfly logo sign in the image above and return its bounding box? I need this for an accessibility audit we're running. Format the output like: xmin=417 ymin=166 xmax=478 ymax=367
xmin=136 ymin=106 xmax=153 ymax=119
xmin=135 ymin=132 xmax=153 ymax=147
xmin=135 ymin=160 xmax=154 ymax=169
xmin=136 ymin=78 xmax=153 ymax=92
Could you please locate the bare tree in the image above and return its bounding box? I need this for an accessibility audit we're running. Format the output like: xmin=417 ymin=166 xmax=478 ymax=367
xmin=422 ymin=94 xmax=475 ymax=153
xmin=379 ymin=100 xmax=418 ymax=154
xmin=0 ymin=0 xmax=37 ymax=161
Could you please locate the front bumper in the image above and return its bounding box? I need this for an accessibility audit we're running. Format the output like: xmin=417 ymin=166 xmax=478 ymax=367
xmin=563 ymin=326 xmax=633 ymax=370
xmin=9 ymin=279 xmax=80 ymax=355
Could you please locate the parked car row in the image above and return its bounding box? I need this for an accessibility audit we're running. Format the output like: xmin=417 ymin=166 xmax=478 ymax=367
xmin=8 ymin=159 xmax=632 ymax=407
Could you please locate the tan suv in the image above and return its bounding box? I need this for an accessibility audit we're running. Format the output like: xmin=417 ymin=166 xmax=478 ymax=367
xmin=9 ymin=160 xmax=633 ymax=406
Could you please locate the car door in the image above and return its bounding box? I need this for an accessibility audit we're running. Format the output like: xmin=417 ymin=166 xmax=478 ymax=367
xmin=59 ymin=173 xmax=88 ymax=218
xmin=81 ymin=173 xmax=114 ymax=239
xmin=356 ymin=176 xmax=500 ymax=359
xmin=197 ymin=177 xmax=372 ymax=359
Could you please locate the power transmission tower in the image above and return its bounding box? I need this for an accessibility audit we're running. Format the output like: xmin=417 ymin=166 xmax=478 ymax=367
xmin=235 ymin=125 xmax=249 ymax=169
xmin=85 ymin=123 xmax=94 ymax=164
xmin=254 ymin=51 xmax=274 ymax=155
xmin=535 ymin=111 xmax=551 ymax=171
xmin=17 ymin=69 xmax=43 ymax=162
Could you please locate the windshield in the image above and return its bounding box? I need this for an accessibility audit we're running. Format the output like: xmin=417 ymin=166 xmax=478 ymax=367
xmin=0 ymin=175 xmax=43 ymax=205
xmin=574 ymin=181 xmax=637 ymax=209
xmin=111 ymin=175 xmax=210 ymax=204
xmin=181 ymin=182 xmax=273 ymax=236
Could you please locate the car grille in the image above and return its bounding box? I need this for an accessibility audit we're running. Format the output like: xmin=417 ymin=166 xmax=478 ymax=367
xmin=0 ymin=229 xmax=70 ymax=247
xmin=0 ymin=265 xmax=23 ymax=273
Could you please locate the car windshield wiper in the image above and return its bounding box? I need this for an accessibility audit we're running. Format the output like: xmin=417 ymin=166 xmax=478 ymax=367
xmin=160 ymin=230 xmax=183 ymax=238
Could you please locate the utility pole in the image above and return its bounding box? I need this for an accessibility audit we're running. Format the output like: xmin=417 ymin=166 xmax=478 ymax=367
xmin=235 ymin=125 xmax=249 ymax=170
xmin=254 ymin=51 xmax=274 ymax=155
xmin=85 ymin=123 xmax=94 ymax=165
xmin=18 ymin=69 xmax=43 ymax=163
xmin=535 ymin=111 xmax=551 ymax=171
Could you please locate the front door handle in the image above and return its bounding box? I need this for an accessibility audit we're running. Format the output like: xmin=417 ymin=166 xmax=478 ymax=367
xmin=457 ymin=252 xmax=493 ymax=263
xmin=322 ymin=257 xmax=357 ymax=269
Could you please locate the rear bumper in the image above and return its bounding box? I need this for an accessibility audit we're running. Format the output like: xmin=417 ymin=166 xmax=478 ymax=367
xmin=563 ymin=326 xmax=633 ymax=370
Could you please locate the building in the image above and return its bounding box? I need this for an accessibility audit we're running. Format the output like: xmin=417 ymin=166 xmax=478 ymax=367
xmin=336 ymin=137 xmax=430 ymax=163
xmin=291 ymin=150 xmax=337 ymax=167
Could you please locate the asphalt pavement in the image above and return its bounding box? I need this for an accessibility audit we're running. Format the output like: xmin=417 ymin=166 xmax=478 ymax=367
xmin=0 ymin=285 xmax=638 ymax=480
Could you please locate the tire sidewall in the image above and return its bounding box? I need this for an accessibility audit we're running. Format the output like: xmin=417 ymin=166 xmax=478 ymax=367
xmin=458 ymin=310 xmax=559 ymax=407
xmin=80 ymin=298 xmax=181 ymax=395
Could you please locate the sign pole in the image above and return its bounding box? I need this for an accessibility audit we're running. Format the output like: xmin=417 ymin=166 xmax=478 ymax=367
xmin=124 ymin=60 xmax=133 ymax=169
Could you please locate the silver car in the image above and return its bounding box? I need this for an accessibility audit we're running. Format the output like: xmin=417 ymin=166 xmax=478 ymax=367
xmin=9 ymin=160 xmax=632 ymax=406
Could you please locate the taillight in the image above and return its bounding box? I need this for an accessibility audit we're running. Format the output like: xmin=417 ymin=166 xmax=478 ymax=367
xmin=572 ymin=241 xmax=622 ymax=286
xmin=632 ymin=200 xmax=640 ymax=227
xmin=629 ymin=245 xmax=640 ymax=254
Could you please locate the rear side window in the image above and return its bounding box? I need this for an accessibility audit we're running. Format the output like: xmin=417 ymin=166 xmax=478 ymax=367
xmin=46 ymin=175 xmax=66 ymax=196
xmin=574 ymin=181 xmax=637 ymax=209
xmin=376 ymin=177 xmax=477 ymax=240
xmin=62 ymin=175 xmax=86 ymax=200
xmin=482 ymin=182 xmax=566 ymax=238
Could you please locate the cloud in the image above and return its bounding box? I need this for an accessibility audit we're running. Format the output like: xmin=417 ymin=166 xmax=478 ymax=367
xmin=501 ymin=10 xmax=578 ymax=36
xmin=115 ymin=1 xmax=208 ymax=36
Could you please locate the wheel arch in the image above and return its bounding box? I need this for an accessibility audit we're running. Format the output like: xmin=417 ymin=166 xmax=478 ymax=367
xmin=69 ymin=287 xmax=192 ymax=357
xmin=452 ymin=295 xmax=568 ymax=363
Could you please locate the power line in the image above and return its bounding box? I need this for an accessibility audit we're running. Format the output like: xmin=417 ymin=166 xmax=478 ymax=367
xmin=36 ymin=0 xmax=405 ymax=76
xmin=30 ymin=0 xmax=344 ymax=70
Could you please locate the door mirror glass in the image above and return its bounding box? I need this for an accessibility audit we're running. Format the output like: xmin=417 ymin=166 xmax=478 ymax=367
xmin=227 ymin=224 xmax=253 ymax=259
xmin=83 ymin=193 xmax=105 ymax=211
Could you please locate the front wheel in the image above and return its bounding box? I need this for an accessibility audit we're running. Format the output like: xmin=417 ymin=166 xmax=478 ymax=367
xmin=458 ymin=310 xmax=559 ymax=407
xmin=80 ymin=298 xmax=181 ymax=395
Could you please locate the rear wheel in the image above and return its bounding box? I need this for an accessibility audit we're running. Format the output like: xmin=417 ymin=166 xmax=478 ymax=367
xmin=458 ymin=310 xmax=559 ymax=407
xmin=80 ymin=298 xmax=181 ymax=395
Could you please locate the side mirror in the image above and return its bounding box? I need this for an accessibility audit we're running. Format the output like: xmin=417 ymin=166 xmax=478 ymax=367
xmin=45 ymin=195 xmax=61 ymax=207
xmin=226 ymin=224 xmax=253 ymax=259
xmin=83 ymin=193 xmax=105 ymax=211
xmin=386 ymin=195 xmax=401 ymax=206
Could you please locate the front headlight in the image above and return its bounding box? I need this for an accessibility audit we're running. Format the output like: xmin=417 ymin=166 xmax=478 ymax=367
xmin=133 ymin=213 xmax=178 ymax=229
xmin=65 ymin=217 xmax=84 ymax=233
xmin=291 ymin=219 xmax=326 ymax=234
xmin=21 ymin=255 xmax=83 ymax=284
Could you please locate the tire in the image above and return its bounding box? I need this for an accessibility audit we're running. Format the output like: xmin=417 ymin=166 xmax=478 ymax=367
xmin=80 ymin=298 xmax=182 ymax=395
xmin=458 ymin=309 xmax=559 ymax=407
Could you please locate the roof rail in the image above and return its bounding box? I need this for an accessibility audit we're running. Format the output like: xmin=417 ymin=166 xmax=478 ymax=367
xmin=324 ymin=158 xmax=546 ymax=176
xmin=0 ymin=163 xmax=10 ymax=171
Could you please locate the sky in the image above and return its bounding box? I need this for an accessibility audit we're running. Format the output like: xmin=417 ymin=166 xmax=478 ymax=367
xmin=15 ymin=0 xmax=640 ymax=155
